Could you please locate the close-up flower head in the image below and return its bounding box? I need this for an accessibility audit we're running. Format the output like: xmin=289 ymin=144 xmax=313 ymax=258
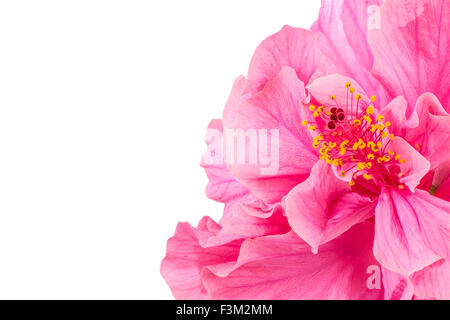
xmin=161 ymin=0 xmax=450 ymax=300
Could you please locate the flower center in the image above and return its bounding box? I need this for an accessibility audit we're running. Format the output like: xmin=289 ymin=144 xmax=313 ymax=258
xmin=302 ymin=82 xmax=406 ymax=189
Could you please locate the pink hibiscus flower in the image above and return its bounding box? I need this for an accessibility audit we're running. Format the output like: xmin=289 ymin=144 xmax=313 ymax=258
xmin=161 ymin=0 xmax=450 ymax=300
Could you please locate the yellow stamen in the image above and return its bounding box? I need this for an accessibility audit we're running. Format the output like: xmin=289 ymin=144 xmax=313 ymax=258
xmin=366 ymin=106 xmax=374 ymax=115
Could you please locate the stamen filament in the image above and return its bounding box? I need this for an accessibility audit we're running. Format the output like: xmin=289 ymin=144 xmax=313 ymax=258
xmin=301 ymin=83 xmax=407 ymax=190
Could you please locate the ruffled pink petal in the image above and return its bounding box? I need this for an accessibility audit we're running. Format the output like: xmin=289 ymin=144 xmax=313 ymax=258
xmin=160 ymin=218 xmax=242 ymax=300
xmin=201 ymin=76 xmax=251 ymax=203
xmin=222 ymin=76 xmax=254 ymax=126
xmin=374 ymin=188 xmax=450 ymax=276
xmin=382 ymin=267 xmax=414 ymax=300
xmin=206 ymin=196 xmax=290 ymax=247
xmin=239 ymin=193 xmax=280 ymax=219
xmin=383 ymin=93 xmax=450 ymax=170
xmin=245 ymin=25 xmax=324 ymax=94
xmin=433 ymin=160 xmax=450 ymax=187
xmin=382 ymin=94 xmax=450 ymax=180
xmin=312 ymin=0 xmax=383 ymax=99
xmin=435 ymin=176 xmax=450 ymax=201
xmin=223 ymin=67 xmax=318 ymax=204
xmin=431 ymin=160 xmax=450 ymax=201
xmin=283 ymin=161 xmax=374 ymax=253
xmin=405 ymin=94 xmax=450 ymax=170
xmin=202 ymin=221 xmax=384 ymax=300
xmin=201 ymin=119 xmax=249 ymax=202
xmin=381 ymin=96 xmax=416 ymax=137
xmin=389 ymin=137 xmax=431 ymax=192
xmin=307 ymin=74 xmax=371 ymax=111
xmin=411 ymin=259 xmax=450 ymax=300
xmin=368 ymin=0 xmax=450 ymax=114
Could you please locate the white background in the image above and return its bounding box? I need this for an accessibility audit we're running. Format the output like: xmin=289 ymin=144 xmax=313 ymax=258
xmin=0 ymin=1 xmax=320 ymax=299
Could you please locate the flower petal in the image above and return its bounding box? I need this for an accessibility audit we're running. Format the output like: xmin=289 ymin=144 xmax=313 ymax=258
xmin=434 ymin=164 xmax=450 ymax=201
xmin=202 ymin=221 xmax=383 ymax=300
xmin=435 ymin=179 xmax=450 ymax=201
xmin=368 ymin=0 xmax=450 ymax=113
xmin=383 ymin=93 xmax=450 ymax=170
xmin=382 ymin=267 xmax=414 ymax=300
xmin=411 ymin=259 xmax=450 ymax=300
xmin=283 ymin=161 xmax=374 ymax=253
xmin=307 ymin=74 xmax=371 ymax=111
xmin=224 ymin=67 xmax=318 ymax=204
xmin=206 ymin=196 xmax=290 ymax=247
xmin=312 ymin=0 xmax=383 ymax=98
xmin=381 ymin=96 xmax=417 ymax=137
xmin=201 ymin=119 xmax=249 ymax=202
xmin=245 ymin=25 xmax=324 ymax=94
xmin=405 ymin=94 xmax=450 ymax=170
xmin=374 ymin=188 xmax=450 ymax=276
xmin=389 ymin=137 xmax=431 ymax=192
xmin=160 ymin=218 xmax=241 ymax=300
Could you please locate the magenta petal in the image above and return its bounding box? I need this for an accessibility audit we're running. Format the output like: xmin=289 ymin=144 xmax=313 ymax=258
xmin=433 ymin=160 xmax=450 ymax=187
xmin=206 ymin=197 xmax=290 ymax=247
xmin=406 ymin=94 xmax=450 ymax=169
xmin=202 ymin=221 xmax=383 ymax=300
xmin=389 ymin=137 xmax=431 ymax=192
xmin=435 ymin=178 xmax=450 ymax=201
xmin=374 ymin=188 xmax=450 ymax=276
xmin=312 ymin=0 xmax=383 ymax=97
xmin=222 ymin=76 xmax=253 ymax=127
xmin=411 ymin=259 xmax=450 ymax=300
xmin=307 ymin=74 xmax=371 ymax=110
xmin=369 ymin=0 xmax=450 ymax=113
xmin=201 ymin=76 xmax=251 ymax=203
xmin=383 ymin=93 xmax=450 ymax=171
xmin=382 ymin=267 xmax=414 ymax=300
xmin=435 ymin=181 xmax=450 ymax=201
xmin=224 ymin=67 xmax=318 ymax=204
xmin=434 ymin=164 xmax=450 ymax=201
xmin=160 ymin=218 xmax=241 ymax=300
xmin=283 ymin=161 xmax=374 ymax=253
xmin=245 ymin=25 xmax=324 ymax=94
xmin=201 ymin=119 xmax=249 ymax=203
xmin=381 ymin=96 xmax=417 ymax=137
xmin=161 ymin=200 xmax=291 ymax=299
